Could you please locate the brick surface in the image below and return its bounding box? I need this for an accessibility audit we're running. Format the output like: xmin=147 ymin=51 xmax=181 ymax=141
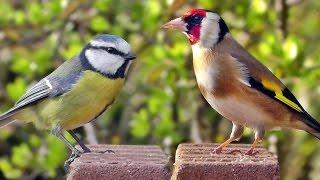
xmin=67 ymin=145 xmax=171 ymax=180
xmin=172 ymin=143 xmax=280 ymax=180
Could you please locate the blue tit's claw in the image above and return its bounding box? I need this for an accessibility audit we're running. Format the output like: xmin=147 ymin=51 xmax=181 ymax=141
xmin=82 ymin=147 xmax=91 ymax=153
xmin=64 ymin=149 xmax=82 ymax=172
xmin=97 ymin=149 xmax=115 ymax=154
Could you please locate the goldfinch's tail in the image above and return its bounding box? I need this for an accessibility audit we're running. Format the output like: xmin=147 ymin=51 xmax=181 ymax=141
xmin=310 ymin=132 xmax=320 ymax=140
xmin=303 ymin=112 xmax=320 ymax=139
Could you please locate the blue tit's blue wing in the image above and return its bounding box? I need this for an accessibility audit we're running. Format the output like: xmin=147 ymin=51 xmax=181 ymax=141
xmin=14 ymin=78 xmax=54 ymax=109
xmin=8 ymin=56 xmax=86 ymax=115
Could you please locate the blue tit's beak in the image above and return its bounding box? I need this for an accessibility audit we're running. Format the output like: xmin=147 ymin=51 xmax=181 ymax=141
xmin=125 ymin=52 xmax=136 ymax=61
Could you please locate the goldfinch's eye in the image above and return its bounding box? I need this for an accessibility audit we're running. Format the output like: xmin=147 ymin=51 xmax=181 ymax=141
xmin=186 ymin=15 xmax=203 ymax=26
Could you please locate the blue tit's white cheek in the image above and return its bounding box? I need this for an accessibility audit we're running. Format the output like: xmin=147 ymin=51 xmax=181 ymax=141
xmin=85 ymin=49 xmax=124 ymax=75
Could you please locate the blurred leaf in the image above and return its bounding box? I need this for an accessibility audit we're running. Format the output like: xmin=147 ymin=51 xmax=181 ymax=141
xmin=90 ymin=16 xmax=111 ymax=32
xmin=11 ymin=143 xmax=33 ymax=168
xmin=0 ymin=158 xmax=22 ymax=179
xmin=6 ymin=78 xmax=27 ymax=101
xmin=130 ymin=109 xmax=150 ymax=138
xmin=282 ymin=36 xmax=299 ymax=61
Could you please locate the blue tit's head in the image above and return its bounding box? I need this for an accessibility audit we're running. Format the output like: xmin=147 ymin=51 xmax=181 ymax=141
xmin=81 ymin=34 xmax=136 ymax=78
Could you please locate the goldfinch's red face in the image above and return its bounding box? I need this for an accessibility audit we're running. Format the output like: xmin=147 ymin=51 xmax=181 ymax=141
xmin=163 ymin=9 xmax=229 ymax=47
xmin=163 ymin=9 xmax=207 ymax=44
xmin=181 ymin=9 xmax=207 ymax=44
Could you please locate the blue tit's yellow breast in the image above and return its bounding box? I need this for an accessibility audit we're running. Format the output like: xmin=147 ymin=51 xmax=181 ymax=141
xmin=36 ymin=70 xmax=124 ymax=130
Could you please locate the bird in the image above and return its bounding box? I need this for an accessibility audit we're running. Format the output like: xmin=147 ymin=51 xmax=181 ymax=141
xmin=0 ymin=34 xmax=136 ymax=159
xmin=162 ymin=8 xmax=320 ymax=155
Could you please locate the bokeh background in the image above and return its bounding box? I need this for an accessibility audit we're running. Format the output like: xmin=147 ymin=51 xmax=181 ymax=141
xmin=0 ymin=0 xmax=319 ymax=179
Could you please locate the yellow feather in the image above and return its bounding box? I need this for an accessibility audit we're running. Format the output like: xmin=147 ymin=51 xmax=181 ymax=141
xmin=261 ymin=78 xmax=302 ymax=112
xmin=261 ymin=79 xmax=282 ymax=93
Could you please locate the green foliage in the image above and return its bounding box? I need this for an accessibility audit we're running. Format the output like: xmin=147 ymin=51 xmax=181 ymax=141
xmin=131 ymin=109 xmax=150 ymax=138
xmin=0 ymin=0 xmax=319 ymax=179
xmin=90 ymin=16 xmax=111 ymax=32
xmin=6 ymin=78 xmax=27 ymax=101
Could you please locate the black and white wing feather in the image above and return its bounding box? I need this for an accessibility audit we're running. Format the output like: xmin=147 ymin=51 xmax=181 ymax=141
xmin=14 ymin=79 xmax=53 ymax=111
xmin=0 ymin=56 xmax=86 ymax=121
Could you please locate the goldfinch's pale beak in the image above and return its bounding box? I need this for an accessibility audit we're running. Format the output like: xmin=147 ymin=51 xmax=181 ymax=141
xmin=162 ymin=18 xmax=187 ymax=32
xmin=124 ymin=53 xmax=136 ymax=61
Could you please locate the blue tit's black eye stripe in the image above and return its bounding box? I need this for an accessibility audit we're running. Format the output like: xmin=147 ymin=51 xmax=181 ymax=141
xmin=87 ymin=45 xmax=126 ymax=57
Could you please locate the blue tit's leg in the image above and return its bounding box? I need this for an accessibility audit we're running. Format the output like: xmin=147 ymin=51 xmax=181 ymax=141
xmin=68 ymin=129 xmax=115 ymax=154
xmin=52 ymin=126 xmax=81 ymax=153
xmin=52 ymin=127 xmax=82 ymax=171
xmin=64 ymin=151 xmax=81 ymax=172
xmin=67 ymin=130 xmax=91 ymax=153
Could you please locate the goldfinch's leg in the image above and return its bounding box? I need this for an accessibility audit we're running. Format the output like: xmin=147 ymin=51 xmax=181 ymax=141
xmin=213 ymin=123 xmax=244 ymax=154
xmin=245 ymin=128 xmax=265 ymax=155
xmin=67 ymin=130 xmax=91 ymax=153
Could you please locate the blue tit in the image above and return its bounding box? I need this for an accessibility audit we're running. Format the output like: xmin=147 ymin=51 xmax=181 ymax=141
xmin=0 ymin=34 xmax=136 ymax=155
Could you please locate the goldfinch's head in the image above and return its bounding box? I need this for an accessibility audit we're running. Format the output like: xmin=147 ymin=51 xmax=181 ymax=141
xmin=81 ymin=34 xmax=136 ymax=78
xmin=163 ymin=9 xmax=229 ymax=48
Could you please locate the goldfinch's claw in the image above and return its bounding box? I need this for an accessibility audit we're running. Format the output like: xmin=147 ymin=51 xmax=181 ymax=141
xmin=212 ymin=148 xmax=223 ymax=154
xmin=226 ymin=149 xmax=243 ymax=155
xmin=245 ymin=149 xmax=259 ymax=156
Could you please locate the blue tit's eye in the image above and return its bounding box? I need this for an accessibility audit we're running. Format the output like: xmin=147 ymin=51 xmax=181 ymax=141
xmin=103 ymin=47 xmax=125 ymax=57
xmin=106 ymin=47 xmax=116 ymax=53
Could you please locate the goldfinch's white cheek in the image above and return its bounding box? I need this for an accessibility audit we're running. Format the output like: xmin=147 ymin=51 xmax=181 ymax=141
xmin=199 ymin=13 xmax=220 ymax=48
xmin=85 ymin=49 xmax=124 ymax=75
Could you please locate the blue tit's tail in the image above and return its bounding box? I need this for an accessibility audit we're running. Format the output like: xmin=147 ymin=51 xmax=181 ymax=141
xmin=0 ymin=110 xmax=16 ymax=127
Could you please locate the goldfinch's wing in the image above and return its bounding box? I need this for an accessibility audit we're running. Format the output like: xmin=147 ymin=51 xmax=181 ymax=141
xmin=230 ymin=42 xmax=320 ymax=131
xmin=4 ymin=56 xmax=85 ymax=116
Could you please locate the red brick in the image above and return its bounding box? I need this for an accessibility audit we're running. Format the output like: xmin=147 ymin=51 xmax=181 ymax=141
xmin=67 ymin=145 xmax=171 ymax=180
xmin=172 ymin=143 xmax=280 ymax=180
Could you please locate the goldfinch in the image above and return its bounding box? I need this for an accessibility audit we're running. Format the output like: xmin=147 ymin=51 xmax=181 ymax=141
xmin=0 ymin=34 xmax=136 ymax=157
xmin=163 ymin=9 xmax=319 ymax=155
